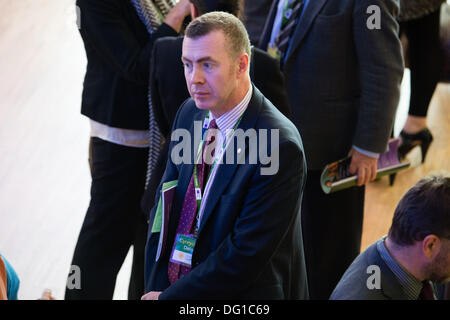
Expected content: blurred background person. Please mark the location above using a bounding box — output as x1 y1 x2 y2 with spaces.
259 0 403 299
395 0 445 164
0 254 20 300
65 0 191 300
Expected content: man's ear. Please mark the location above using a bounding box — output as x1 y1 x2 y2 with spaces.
422 234 441 260
190 3 197 19
236 53 249 77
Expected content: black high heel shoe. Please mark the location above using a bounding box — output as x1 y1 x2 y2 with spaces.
398 128 434 162
389 128 433 186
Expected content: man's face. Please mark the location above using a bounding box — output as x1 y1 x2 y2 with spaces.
182 30 240 115
426 238 450 283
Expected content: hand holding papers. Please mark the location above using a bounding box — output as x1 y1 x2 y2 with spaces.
320 139 410 194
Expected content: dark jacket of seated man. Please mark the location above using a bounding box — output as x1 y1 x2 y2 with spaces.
144 86 307 299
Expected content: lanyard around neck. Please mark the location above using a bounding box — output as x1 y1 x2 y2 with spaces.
191 111 244 236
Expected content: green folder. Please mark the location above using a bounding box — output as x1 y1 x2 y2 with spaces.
151 180 178 233
152 180 178 261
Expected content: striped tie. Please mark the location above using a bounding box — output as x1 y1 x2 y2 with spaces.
274 0 305 61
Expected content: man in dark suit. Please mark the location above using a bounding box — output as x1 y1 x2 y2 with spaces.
259 0 404 299
331 174 450 300
142 12 308 300
66 0 191 300
141 0 291 216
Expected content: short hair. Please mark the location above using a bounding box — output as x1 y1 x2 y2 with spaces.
388 173 450 246
189 0 242 18
185 11 251 60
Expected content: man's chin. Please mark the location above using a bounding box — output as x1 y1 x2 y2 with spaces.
194 100 212 111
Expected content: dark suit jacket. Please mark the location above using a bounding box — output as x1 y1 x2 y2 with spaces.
76 0 177 130
330 239 439 300
144 86 308 299
259 0 404 170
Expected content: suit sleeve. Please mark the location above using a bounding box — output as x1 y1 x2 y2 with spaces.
351 0 404 153
77 0 178 84
159 140 306 299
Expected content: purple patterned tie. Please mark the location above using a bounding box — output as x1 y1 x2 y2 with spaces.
168 119 218 284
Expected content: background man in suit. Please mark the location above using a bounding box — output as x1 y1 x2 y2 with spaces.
331 173 450 300
142 12 308 300
66 0 191 300
259 0 404 299
141 0 291 216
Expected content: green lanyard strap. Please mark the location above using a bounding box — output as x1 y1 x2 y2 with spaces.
192 111 244 236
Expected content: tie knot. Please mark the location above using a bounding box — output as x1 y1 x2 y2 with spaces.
208 119 218 130
419 281 435 300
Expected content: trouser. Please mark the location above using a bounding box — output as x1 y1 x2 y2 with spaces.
65 137 148 300
400 9 444 117
301 169 365 300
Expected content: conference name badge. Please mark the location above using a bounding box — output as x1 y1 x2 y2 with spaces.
170 234 197 267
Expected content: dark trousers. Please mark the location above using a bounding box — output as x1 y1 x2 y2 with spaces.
301 170 365 300
65 137 149 300
400 9 444 117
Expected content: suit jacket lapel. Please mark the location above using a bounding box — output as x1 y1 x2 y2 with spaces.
197 85 262 235
285 0 328 63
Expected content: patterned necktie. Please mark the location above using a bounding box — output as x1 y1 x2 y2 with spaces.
274 0 305 62
418 281 435 300
168 119 218 284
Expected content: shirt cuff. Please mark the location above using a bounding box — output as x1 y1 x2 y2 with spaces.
353 145 379 159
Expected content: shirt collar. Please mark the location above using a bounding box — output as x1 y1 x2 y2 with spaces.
377 237 424 300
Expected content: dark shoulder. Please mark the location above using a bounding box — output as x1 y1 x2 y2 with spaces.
153 36 184 68
251 46 278 66
250 47 281 78
330 242 389 300
253 88 301 146
154 36 183 53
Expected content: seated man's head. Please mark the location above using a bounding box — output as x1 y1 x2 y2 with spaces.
388 173 450 283
182 11 251 117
